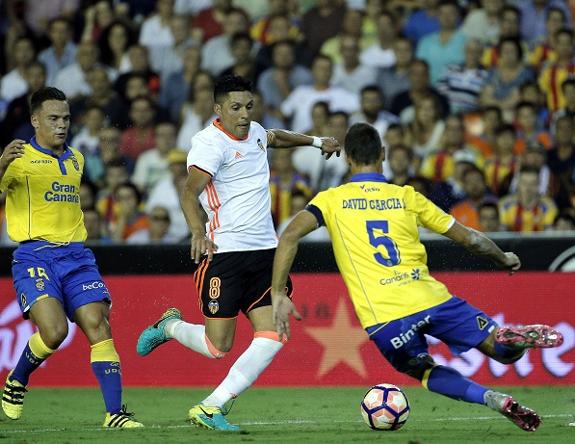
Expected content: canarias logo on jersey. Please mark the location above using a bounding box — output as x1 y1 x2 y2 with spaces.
44 181 79 203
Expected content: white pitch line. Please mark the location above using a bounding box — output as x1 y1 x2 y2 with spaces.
0 414 571 434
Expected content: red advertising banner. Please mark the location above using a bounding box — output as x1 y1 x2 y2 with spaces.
0 273 573 387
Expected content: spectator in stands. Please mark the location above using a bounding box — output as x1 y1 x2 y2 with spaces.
466 105 503 159
202 7 251 77
54 41 100 100
360 10 398 69
160 46 202 122
84 207 112 244
250 0 299 46
276 188 330 242
80 180 98 211
38 17 77 85
139 0 175 48
485 124 518 196
553 211 575 231
515 0 571 46
404 94 445 162
300 0 345 58
390 59 450 120
387 144 414 187
84 127 134 186
251 89 284 130
304 101 330 137
127 205 179 244
416 0 466 85
110 182 149 242
480 38 534 119
383 123 405 152
132 122 177 194
281 54 359 133
0 36 36 104
332 35 377 95
403 0 440 44
437 39 489 113
547 115 575 209
350 85 399 139
527 6 567 71
96 158 131 228
115 44 161 98
514 101 552 153
98 20 136 72
478 201 501 232
450 166 492 230
552 79 575 127
148 15 197 82
71 105 106 158
462 0 503 45
177 86 216 150
519 81 550 131
538 28 575 112
480 5 523 70
499 166 558 232
321 9 368 65
257 39 312 119
269 149 313 227
511 144 550 196
191 0 232 43
81 0 117 43
23 0 80 36
378 36 413 110
220 32 257 85
146 149 189 240
0 62 46 147
120 96 157 160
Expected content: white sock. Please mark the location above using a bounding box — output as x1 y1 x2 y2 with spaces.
202 336 283 408
166 320 218 359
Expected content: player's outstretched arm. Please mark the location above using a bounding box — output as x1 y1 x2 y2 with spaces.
443 221 521 274
0 139 25 181
181 167 218 264
271 210 318 338
266 129 341 159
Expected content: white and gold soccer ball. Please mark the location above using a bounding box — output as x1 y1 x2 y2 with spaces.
360 383 410 430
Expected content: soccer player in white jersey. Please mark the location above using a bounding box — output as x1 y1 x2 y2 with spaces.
136 75 340 431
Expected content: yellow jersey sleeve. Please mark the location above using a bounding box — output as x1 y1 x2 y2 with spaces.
0 159 22 193
404 186 455 234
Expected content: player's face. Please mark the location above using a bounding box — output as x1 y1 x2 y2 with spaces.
32 100 71 150
215 91 254 139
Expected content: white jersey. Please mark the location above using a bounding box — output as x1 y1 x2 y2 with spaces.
187 119 277 253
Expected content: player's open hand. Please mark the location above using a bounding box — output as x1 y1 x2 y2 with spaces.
318 137 341 159
502 252 521 275
0 139 25 169
191 231 218 264
272 294 302 339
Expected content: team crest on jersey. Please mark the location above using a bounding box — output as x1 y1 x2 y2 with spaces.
476 315 489 330
208 300 219 314
35 278 45 291
257 138 265 151
71 155 80 171
20 292 27 307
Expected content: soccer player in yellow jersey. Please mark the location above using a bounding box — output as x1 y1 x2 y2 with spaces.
0 87 143 428
271 123 565 433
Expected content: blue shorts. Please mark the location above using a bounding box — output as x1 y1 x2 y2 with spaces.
366 296 497 373
12 241 111 322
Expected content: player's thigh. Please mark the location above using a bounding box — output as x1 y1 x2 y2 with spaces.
74 301 112 345
247 305 275 332
205 318 237 352
28 298 69 348
60 248 111 321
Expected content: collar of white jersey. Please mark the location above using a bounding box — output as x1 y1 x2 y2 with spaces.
212 118 249 141
349 172 388 183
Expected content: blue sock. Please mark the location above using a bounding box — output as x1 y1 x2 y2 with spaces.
91 362 122 414
425 365 488 405
494 341 523 359
11 344 45 386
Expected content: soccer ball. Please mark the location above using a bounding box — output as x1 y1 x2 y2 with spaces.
360 383 410 430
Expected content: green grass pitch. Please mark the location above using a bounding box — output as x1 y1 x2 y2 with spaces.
0 386 573 443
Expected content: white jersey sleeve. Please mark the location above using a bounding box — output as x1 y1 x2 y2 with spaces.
187 132 225 176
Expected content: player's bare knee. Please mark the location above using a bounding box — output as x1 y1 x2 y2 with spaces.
38 323 68 349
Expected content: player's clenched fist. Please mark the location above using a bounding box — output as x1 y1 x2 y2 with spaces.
0 139 26 169
318 137 341 159
191 231 218 264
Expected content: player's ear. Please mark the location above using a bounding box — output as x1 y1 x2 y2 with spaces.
30 113 39 130
213 102 222 117
380 144 386 163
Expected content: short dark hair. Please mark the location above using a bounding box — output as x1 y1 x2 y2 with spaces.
29 87 67 114
213 74 253 104
479 201 499 216
497 37 523 61
344 123 382 165
561 78 575 91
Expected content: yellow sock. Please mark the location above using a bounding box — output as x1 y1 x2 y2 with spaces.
29 332 55 359
90 339 120 363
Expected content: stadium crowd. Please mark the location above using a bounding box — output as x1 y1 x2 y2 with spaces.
1 0 575 245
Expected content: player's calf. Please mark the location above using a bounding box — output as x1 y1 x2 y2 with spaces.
496 324 564 349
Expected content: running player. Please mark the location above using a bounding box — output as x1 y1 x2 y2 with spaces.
270 122 564 433
0 87 143 428
136 75 340 431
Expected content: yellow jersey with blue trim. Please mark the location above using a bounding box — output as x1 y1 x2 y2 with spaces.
307 173 455 328
0 137 87 243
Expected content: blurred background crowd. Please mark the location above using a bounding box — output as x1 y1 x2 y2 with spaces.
1 0 575 245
